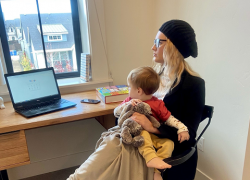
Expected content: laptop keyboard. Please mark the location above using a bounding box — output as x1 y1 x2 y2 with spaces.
18 99 69 112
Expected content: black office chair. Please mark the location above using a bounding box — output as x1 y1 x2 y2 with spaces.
159 105 214 176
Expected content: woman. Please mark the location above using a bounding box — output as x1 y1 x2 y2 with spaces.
67 20 205 180
131 20 205 180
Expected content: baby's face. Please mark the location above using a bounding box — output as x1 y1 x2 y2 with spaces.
128 82 140 99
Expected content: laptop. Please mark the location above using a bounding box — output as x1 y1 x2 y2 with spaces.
5 67 77 118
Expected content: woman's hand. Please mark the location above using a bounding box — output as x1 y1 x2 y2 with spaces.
131 112 160 134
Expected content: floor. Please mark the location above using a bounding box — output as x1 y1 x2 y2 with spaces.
19 166 209 180
20 166 78 180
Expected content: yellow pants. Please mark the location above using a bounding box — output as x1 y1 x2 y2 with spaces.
138 130 174 164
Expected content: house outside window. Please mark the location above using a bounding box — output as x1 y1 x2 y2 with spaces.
0 0 84 79
45 51 73 73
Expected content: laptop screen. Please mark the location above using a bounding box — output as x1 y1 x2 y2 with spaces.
6 69 59 104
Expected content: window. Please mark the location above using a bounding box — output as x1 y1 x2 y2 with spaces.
45 51 73 73
0 0 84 79
48 35 62 41
1 0 111 84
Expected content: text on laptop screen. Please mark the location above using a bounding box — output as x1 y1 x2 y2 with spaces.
7 70 59 104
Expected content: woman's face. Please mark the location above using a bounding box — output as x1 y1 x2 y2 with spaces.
151 31 167 64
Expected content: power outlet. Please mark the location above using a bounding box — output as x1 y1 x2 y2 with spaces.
198 137 205 152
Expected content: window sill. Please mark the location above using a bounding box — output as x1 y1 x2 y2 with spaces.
57 77 113 89
0 78 113 97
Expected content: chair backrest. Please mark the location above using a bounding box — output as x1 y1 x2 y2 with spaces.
162 105 214 168
201 105 214 122
194 105 214 147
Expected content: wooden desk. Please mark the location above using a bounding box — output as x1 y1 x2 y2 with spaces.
0 90 119 174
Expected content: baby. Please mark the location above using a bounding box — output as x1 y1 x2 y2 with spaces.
114 66 190 180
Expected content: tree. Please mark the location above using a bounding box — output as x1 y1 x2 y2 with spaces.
20 51 33 71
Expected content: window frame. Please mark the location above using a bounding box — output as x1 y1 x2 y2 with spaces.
0 0 82 79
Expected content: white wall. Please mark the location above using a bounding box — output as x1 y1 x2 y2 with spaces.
103 0 156 85
81 0 110 82
153 0 250 179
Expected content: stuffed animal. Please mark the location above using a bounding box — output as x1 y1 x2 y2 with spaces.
0 97 5 109
117 102 160 147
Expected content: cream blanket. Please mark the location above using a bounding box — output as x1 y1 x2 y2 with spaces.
67 126 154 180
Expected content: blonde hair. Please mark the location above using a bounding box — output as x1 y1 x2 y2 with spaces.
153 39 199 94
127 66 160 95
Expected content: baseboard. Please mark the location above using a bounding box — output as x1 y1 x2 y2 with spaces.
195 169 213 180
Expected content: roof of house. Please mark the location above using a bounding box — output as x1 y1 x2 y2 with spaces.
38 24 69 35
5 18 21 29
20 13 75 51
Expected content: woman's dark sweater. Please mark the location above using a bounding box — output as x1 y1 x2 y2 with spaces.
157 70 205 180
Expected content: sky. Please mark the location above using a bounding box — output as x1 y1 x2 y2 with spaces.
1 0 71 20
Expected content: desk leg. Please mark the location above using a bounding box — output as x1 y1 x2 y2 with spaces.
0 170 9 180
95 114 116 130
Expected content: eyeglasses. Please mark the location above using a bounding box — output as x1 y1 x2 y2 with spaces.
154 39 167 48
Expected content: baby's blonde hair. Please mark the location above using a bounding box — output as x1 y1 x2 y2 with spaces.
127 66 160 95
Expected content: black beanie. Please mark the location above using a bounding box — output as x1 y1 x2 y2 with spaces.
159 20 198 58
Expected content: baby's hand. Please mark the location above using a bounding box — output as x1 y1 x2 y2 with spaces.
178 131 190 143
129 99 142 106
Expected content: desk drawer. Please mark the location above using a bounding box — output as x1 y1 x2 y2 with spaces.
0 130 30 170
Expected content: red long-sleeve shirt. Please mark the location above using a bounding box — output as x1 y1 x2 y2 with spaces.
121 96 171 123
